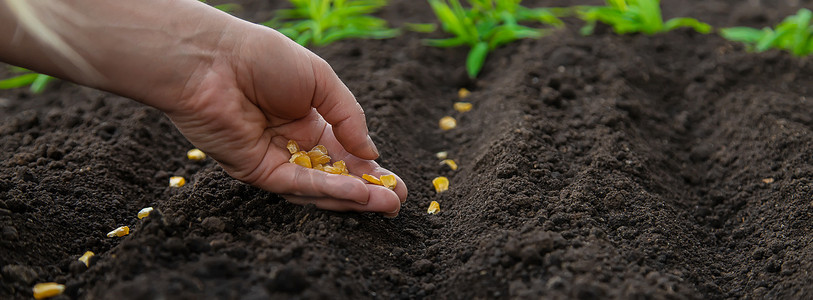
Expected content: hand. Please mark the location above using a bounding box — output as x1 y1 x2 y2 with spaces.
165 24 407 216
0 0 407 216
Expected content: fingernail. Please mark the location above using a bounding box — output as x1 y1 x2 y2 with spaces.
366 135 379 158
383 212 399 219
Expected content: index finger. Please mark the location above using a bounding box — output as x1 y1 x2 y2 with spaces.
308 55 379 160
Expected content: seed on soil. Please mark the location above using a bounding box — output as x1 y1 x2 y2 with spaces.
380 174 397 189
458 88 471 99
439 116 457 130
186 148 206 161
107 226 130 238
78 251 94 267
427 201 440 214
286 140 300 154
441 159 458 170
435 151 448 160
454 102 473 112
137 207 154 219
362 174 382 185
762 178 774 184
432 176 449 193
32 282 65 300
169 176 186 187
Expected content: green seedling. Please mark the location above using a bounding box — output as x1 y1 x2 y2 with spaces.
426 0 565 78
263 0 400 47
720 8 813 57
577 0 711 35
0 67 55 94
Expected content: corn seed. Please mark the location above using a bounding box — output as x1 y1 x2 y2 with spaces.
362 174 382 185
187 148 206 161
286 140 300 154
427 201 440 214
107 226 130 238
439 116 457 130
453 102 473 112
333 160 348 174
33 282 65 300
458 88 471 99
289 151 312 168
169 176 186 187
435 151 448 160
137 207 153 219
432 176 449 193
78 251 94 267
441 159 458 170
380 174 397 190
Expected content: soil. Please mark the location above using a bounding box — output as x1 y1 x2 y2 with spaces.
2 0 813 299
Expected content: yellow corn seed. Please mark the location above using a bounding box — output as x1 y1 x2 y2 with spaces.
427 201 440 214
458 88 471 99
137 207 154 219
435 151 448 160
107 226 130 238
78 251 94 267
286 140 300 154
333 160 348 174
313 164 326 171
432 176 449 193
322 166 342 174
439 116 457 130
380 174 397 190
441 159 458 170
310 145 328 155
33 282 65 300
307 150 331 165
453 102 473 112
362 174 382 185
290 151 312 168
186 148 206 161
169 176 186 187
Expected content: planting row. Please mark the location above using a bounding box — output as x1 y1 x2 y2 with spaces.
2 0 812 91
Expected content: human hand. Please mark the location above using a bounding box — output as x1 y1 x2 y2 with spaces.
165 23 407 217
0 0 406 216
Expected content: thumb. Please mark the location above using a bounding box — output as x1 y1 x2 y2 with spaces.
308 54 379 160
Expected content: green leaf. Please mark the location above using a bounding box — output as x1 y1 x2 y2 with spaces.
424 37 469 47
720 27 768 43
663 17 711 34
466 41 489 78
403 23 437 33
0 73 38 89
29 74 54 94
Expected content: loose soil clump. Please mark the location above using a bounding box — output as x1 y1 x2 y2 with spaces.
1 0 812 299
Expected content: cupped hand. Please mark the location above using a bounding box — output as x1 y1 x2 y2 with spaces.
164 23 407 216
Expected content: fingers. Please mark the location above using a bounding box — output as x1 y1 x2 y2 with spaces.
342 156 408 203
260 163 372 204
308 55 379 160
284 184 402 217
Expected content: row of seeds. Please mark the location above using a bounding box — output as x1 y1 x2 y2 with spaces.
428 88 474 214
32 149 205 299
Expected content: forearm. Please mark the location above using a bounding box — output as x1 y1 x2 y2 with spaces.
0 0 245 111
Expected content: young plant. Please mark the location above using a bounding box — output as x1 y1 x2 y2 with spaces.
0 67 55 94
577 0 711 36
426 0 565 78
262 0 400 47
720 8 813 57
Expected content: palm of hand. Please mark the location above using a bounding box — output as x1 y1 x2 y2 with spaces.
166 33 406 216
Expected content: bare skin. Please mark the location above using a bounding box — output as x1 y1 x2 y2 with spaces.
0 0 407 216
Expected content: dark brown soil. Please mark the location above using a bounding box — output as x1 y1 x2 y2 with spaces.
2 0 813 299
